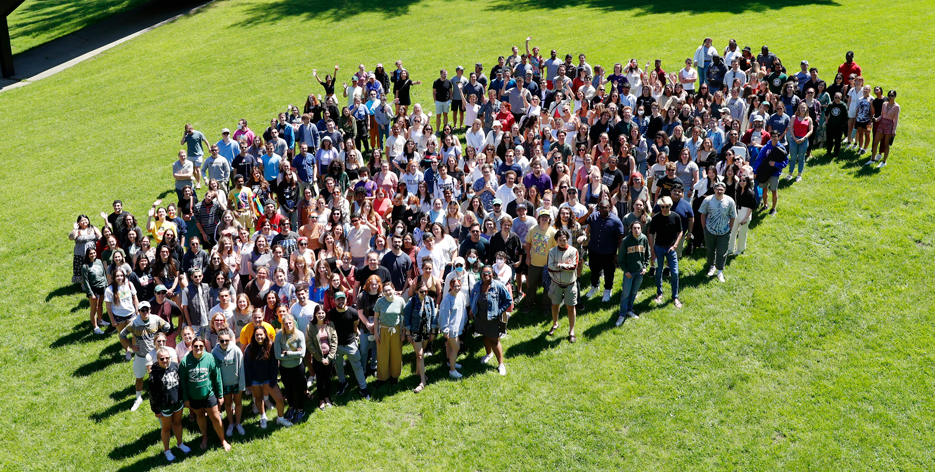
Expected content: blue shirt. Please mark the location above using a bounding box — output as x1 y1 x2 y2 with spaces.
297 124 320 150
585 212 625 254
469 280 513 321
216 140 240 163
766 113 791 143
293 153 316 184
261 153 282 182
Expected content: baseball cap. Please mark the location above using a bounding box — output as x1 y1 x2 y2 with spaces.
456 65 464 71
335 291 347 300
155 284 168 293
492 121 502 128
322 135 332 141
538 209 551 217
492 198 503 206
752 115 765 122
719 107 731 115
801 60 809 65
138 301 151 310
743 46 752 52
713 181 726 189
221 128 230 134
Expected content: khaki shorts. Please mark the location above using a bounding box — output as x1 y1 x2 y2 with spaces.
761 175 779 192
549 283 578 306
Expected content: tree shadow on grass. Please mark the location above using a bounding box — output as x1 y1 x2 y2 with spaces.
232 0 422 27
483 0 840 16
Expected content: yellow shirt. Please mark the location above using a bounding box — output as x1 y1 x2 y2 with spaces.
150 220 179 245
526 225 556 267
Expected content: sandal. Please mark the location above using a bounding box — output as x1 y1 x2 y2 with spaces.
568 334 577 343
673 299 683 309
413 383 425 394
654 295 665 304
547 324 559 336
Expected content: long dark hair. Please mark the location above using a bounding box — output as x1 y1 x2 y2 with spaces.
248 326 273 361
84 247 97 265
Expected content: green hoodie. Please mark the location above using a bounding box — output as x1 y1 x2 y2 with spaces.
179 350 222 401
617 233 650 273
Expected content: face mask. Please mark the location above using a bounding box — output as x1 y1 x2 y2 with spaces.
238 124 243 130
410 204 418 211
496 259 505 268
395 227 404 234
455 266 464 273
467 256 477 264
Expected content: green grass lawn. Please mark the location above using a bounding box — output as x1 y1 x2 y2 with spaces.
6 0 153 55
2 0 934 470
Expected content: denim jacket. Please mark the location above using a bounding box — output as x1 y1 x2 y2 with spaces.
403 296 437 332
469 280 513 321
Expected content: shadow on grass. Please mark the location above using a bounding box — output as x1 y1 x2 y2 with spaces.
484 0 840 16
50 320 98 348
233 0 421 27
90 397 137 422
505 331 562 359
45 283 82 301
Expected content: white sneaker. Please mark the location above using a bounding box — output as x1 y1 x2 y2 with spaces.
98 320 110 327
877 161 887 168
178 443 191 454
455 363 462 369
707 266 717 277
601 289 611 302
264 398 274 410
93 327 105 335
307 378 314 389
615 315 625 327
795 175 802 182
259 417 268 429
717 272 725 283
864 159 874 166
497 364 507 376
130 397 143 412
785 173 794 181
276 417 293 427
480 353 493 364
628 311 639 320
235 424 246 436
225 424 234 437
164 450 176 462
858 148 866 155
449 370 463 379
586 286 598 298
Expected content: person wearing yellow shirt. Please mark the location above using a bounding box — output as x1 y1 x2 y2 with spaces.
523 209 556 314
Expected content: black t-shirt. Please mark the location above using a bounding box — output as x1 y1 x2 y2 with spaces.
649 211 682 248
458 237 489 262
149 298 182 330
356 265 392 289
506 199 535 218
380 251 412 292
601 166 626 194
328 306 359 345
655 175 680 198
433 79 453 102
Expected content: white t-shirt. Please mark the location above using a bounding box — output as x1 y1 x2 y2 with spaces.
649 163 667 194
290 301 318 334
104 283 137 318
385 135 405 159
495 184 518 207
347 225 373 258
401 171 424 195
679 67 697 91
208 304 235 325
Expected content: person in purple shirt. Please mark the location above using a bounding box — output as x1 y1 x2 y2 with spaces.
522 161 552 196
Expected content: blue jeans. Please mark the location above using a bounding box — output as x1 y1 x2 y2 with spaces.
697 65 709 86
653 245 679 300
377 124 389 149
788 137 808 174
618 271 644 315
357 326 377 372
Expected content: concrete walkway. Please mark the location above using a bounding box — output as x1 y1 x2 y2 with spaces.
0 0 212 92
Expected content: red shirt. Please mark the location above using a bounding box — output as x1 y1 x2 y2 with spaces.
256 213 284 232
742 128 769 147
837 62 862 81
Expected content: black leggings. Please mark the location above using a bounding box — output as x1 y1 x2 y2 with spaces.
826 123 845 156
312 359 332 400
355 120 370 151
589 251 617 290
279 364 307 411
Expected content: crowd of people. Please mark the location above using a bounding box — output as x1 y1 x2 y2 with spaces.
68 38 898 460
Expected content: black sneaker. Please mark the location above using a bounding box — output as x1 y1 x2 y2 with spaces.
360 388 371 400
647 267 656 278
284 409 295 422
292 410 306 423
336 382 348 396
662 267 670 278
769 208 777 216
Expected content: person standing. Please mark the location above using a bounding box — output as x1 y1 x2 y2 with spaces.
120 301 170 412
403 280 438 393
433 69 453 131
698 182 737 282
179 336 232 451
275 314 307 423
824 92 848 158
181 123 211 189
328 292 371 399
211 328 246 438
373 281 405 386
648 196 683 309
523 209 556 313
546 230 579 342
583 200 625 302
469 265 513 376
202 145 231 192
148 347 192 462
752 130 788 216
693 38 717 87
616 221 650 325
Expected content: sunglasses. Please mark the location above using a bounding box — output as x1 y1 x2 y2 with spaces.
660 205 671 209
219 339 230 344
